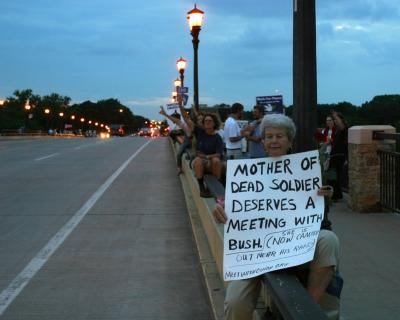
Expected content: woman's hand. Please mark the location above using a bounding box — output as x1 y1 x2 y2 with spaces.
317 185 334 198
213 203 228 224
159 106 166 116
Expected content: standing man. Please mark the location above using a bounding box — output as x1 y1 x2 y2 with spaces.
241 105 266 158
224 103 244 159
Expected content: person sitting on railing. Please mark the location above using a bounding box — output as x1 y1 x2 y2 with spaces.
213 113 340 320
193 113 224 198
159 106 193 175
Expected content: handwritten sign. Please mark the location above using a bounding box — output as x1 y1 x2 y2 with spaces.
223 150 324 281
165 103 181 130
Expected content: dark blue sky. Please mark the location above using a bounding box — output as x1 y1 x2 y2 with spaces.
0 1 399 119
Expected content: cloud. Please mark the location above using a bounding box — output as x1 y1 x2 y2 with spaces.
198 1 291 19
318 0 400 21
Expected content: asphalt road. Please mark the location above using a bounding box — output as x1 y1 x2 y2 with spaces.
0 136 211 319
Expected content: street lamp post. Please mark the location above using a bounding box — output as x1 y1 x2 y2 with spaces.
293 0 317 152
24 100 32 132
176 57 187 107
44 108 51 132
187 4 204 113
174 78 181 88
58 112 64 133
176 57 187 88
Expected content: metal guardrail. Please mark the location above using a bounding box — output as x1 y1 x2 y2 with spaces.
372 131 400 142
377 149 400 213
373 131 400 212
1 129 45 136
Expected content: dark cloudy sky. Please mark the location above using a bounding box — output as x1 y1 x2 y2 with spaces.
0 0 399 119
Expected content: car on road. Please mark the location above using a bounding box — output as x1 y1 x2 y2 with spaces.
138 128 151 137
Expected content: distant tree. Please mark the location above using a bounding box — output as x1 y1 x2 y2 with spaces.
316 102 361 127
0 89 36 130
359 95 400 127
68 98 148 134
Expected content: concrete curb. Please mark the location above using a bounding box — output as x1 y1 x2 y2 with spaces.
171 142 225 320
179 171 226 320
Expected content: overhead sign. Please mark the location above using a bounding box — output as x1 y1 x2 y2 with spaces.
223 150 323 281
181 94 189 106
256 95 284 114
177 87 189 94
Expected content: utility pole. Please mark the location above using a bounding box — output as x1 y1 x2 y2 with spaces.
293 0 317 152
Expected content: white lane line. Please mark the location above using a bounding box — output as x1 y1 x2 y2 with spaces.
34 153 60 161
74 140 107 150
0 139 152 315
74 144 90 150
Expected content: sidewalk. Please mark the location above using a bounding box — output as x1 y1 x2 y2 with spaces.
329 197 400 320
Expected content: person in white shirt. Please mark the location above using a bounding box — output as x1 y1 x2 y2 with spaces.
224 103 244 159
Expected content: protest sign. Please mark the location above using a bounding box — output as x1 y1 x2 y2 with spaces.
256 95 284 114
223 150 324 281
165 103 181 130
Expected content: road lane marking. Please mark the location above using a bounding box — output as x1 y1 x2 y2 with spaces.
73 140 107 150
74 144 91 150
0 139 152 315
34 153 60 161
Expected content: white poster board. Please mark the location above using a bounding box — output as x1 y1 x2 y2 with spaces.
223 150 324 281
165 103 181 130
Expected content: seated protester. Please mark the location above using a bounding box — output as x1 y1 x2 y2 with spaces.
159 106 193 174
193 113 223 198
213 113 340 320
167 111 185 142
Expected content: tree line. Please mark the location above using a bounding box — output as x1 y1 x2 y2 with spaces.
215 94 400 131
0 89 149 133
1 89 399 133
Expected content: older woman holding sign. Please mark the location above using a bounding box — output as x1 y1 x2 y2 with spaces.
213 113 340 320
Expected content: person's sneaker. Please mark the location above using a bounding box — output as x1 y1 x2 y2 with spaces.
200 189 212 198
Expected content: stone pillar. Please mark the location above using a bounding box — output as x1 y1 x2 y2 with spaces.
348 125 396 212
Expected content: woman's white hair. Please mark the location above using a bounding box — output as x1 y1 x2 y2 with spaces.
260 113 296 142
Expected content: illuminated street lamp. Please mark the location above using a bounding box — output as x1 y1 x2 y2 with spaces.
176 56 187 107
176 57 187 82
174 78 181 89
23 100 32 130
187 4 204 112
58 112 65 133
172 91 178 100
80 117 85 122
24 100 31 111
71 115 76 120
119 108 123 113
0 99 5 106
43 108 51 131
